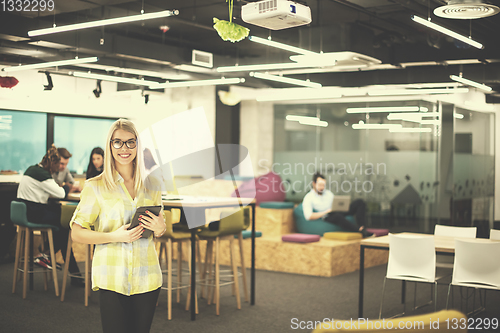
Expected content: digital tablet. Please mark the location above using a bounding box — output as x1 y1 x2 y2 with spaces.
128 205 162 238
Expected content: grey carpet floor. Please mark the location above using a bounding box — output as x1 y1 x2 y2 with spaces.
1 260 499 333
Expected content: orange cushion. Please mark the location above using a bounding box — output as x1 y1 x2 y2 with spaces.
323 232 362 240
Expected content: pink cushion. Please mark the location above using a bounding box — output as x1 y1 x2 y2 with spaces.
366 228 389 237
282 233 321 243
232 172 286 204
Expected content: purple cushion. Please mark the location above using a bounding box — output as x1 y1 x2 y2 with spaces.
366 228 389 237
282 233 321 243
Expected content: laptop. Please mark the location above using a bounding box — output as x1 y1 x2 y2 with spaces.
331 195 351 212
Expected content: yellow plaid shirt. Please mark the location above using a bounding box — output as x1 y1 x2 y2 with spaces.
70 173 163 296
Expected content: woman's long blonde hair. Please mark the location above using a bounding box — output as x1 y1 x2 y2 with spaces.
102 119 143 193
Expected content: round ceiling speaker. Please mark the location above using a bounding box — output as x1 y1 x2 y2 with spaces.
434 0 500 19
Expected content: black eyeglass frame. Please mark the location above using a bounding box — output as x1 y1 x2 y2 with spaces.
110 139 137 149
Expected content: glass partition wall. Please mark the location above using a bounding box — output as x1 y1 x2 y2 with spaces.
273 100 495 234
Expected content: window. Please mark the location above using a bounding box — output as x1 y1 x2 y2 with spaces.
54 116 115 174
0 110 47 173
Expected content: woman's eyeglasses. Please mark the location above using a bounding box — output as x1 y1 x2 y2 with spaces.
110 139 137 149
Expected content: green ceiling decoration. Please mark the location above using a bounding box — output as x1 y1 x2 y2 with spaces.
213 0 249 43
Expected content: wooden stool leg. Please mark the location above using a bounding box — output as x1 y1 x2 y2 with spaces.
177 242 182 303
47 229 59 297
85 244 91 306
185 240 199 314
42 233 48 290
238 232 249 302
23 228 30 299
206 241 214 305
215 237 220 315
61 231 72 302
12 227 23 294
229 238 241 310
199 240 209 299
167 238 172 320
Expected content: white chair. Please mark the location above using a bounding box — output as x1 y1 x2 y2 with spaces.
379 233 437 319
490 229 500 240
434 225 476 270
446 239 500 315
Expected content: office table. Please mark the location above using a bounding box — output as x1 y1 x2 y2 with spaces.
162 196 256 321
358 233 499 318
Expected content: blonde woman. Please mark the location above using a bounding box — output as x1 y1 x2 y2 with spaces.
71 119 166 333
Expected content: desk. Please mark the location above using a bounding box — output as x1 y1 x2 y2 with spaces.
162 196 256 321
67 193 256 321
358 233 499 318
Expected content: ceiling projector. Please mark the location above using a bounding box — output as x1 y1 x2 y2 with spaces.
242 0 312 30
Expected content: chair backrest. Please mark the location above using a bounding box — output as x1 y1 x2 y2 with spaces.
218 208 245 236
452 239 500 289
490 229 500 240
162 209 175 237
60 204 78 229
434 224 476 238
387 233 436 282
10 201 30 227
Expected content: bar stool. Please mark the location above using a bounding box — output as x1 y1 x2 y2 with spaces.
197 208 247 315
155 209 199 320
11 201 59 299
60 203 93 306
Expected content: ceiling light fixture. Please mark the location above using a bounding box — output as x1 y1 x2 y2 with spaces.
250 72 321 88
387 112 439 120
93 80 102 98
367 87 469 96
389 127 432 133
352 122 402 130
248 36 318 55
450 75 492 92
454 113 464 119
150 78 245 89
411 15 484 49
256 88 342 102
28 10 179 37
286 115 319 122
43 72 53 91
299 119 328 127
73 72 159 86
346 106 428 113
1 57 98 72
217 62 312 73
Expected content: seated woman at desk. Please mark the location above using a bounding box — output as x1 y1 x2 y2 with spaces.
16 145 82 285
70 119 167 333
86 147 104 179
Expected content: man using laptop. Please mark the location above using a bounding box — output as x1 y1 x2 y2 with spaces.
302 172 372 237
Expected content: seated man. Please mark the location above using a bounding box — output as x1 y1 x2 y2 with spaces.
52 148 81 194
17 145 83 286
302 172 373 238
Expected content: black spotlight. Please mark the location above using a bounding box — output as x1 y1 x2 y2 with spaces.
43 72 53 91
93 80 102 98
144 94 149 104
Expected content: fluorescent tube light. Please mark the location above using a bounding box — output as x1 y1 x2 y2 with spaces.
286 115 319 122
352 122 402 130
250 72 321 88
299 119 328 127
387 113 439 121
256 88 342 102
454 113 464 119
346 106 428 113
450 75 492 92
389 128 432 133
411 15 483 49
1 57 98 72
248 36 318 56
368 88 469 96
28 10 179 37
73 72 158 86
150 78 244 89
218 62 313 73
